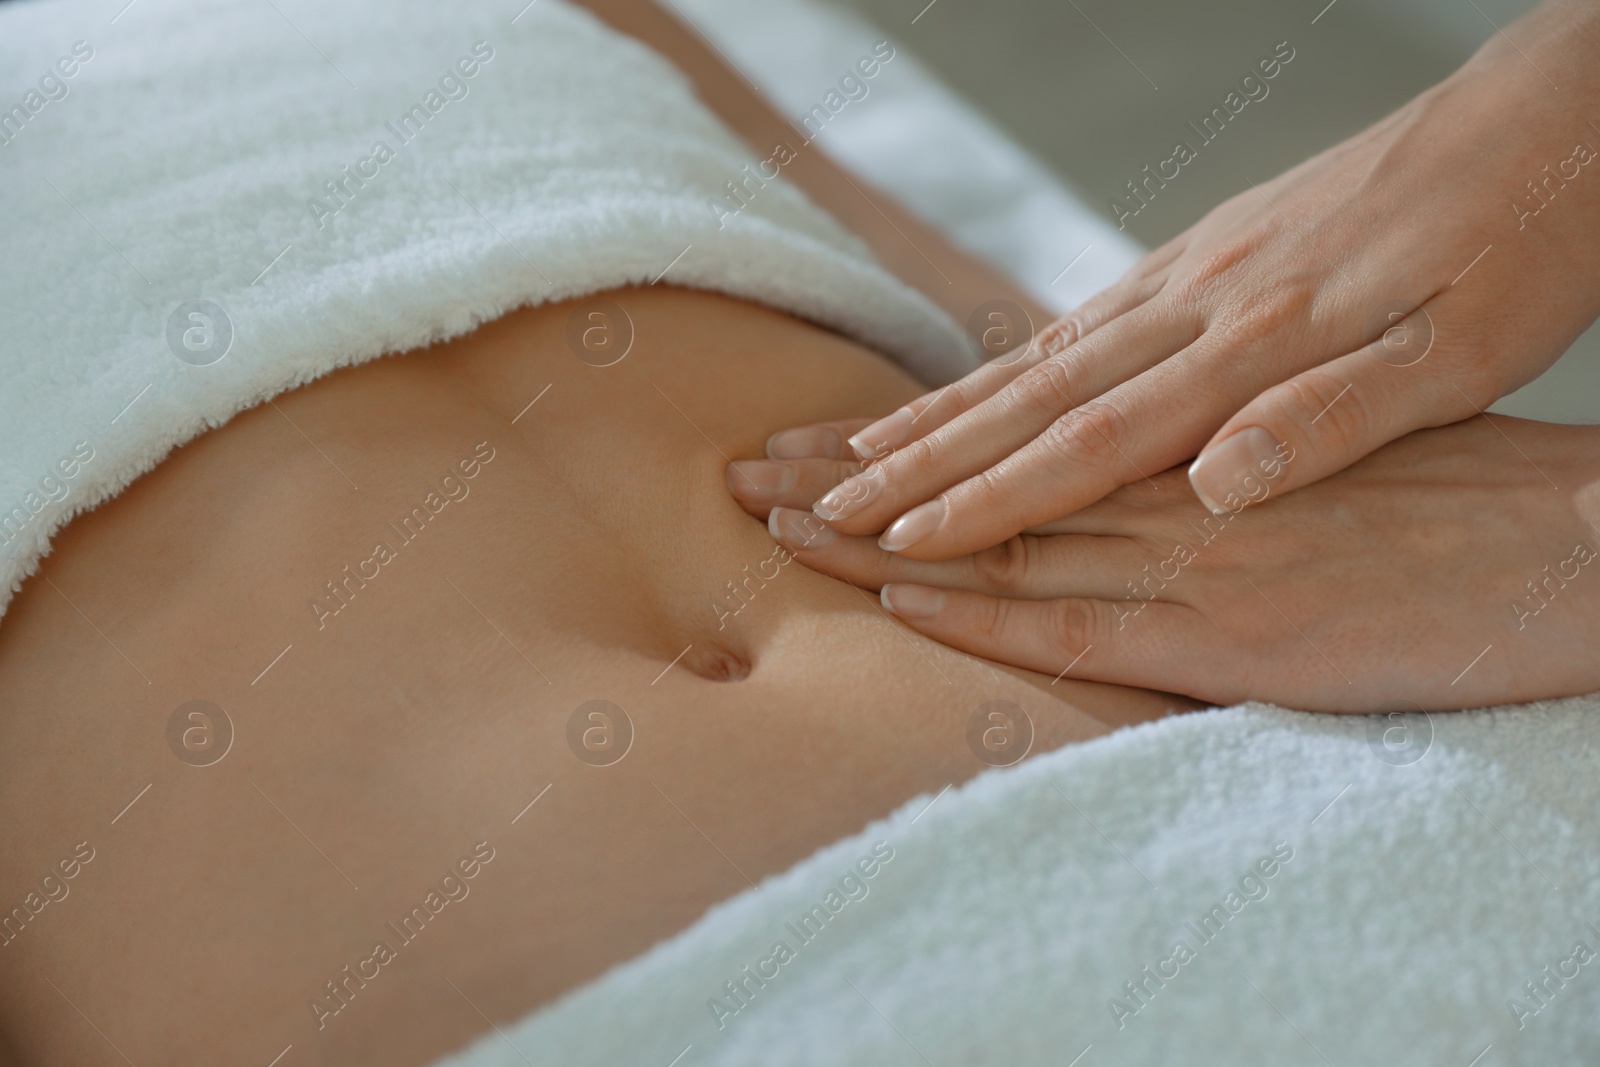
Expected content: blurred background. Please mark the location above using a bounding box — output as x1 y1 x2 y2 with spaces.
832 0 1598 422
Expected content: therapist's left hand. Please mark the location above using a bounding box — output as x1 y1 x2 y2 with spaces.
729 416 1600 711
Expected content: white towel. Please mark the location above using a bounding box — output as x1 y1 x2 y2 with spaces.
388 5 1591 1064
415 7 1600 1057
0 0 971 623
434 697 1600 1067
672 0 1144 314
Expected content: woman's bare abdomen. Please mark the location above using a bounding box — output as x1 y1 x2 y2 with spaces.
0 288 1186 1066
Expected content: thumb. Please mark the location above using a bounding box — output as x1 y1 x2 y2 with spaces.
1187 309 1473 513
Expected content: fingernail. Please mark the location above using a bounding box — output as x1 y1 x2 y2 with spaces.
727 460 795 500
881 583 945 618
769 506 836 550
878 498 946 552
1188 426 1282 516
848 407 915 460
814 465 885 522
767 427 844 460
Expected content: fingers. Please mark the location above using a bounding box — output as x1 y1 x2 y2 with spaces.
726 458 864 518
847 272 1173 461
768 507 1146 599
731 418 880 516
862 333 1251 560
764 419 875 460
816 304 1205 540
1024 469 1197 537
1186 304 1479 513
875 583 1201 691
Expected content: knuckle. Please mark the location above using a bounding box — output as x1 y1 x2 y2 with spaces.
1010 357 1078 418
958 466 1030 545
1233 284 1318 349
1039 399 1132 471
1045 598 1100 655
936 379 979 420
1276 372 1378 452
969 536 1032 595
1172 234 1260 302
1034 318 1081 358
894 425 945 477
978 595 1014 644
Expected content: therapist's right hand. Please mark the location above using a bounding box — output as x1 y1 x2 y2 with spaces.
768 0 1600 562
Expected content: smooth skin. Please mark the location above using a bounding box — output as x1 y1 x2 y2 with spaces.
0 6 1183 1064
729 416 1600 711
0 289 1191 1067
772 0 1600 561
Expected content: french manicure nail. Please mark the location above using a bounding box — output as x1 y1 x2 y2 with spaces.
1187 426 1282 516
768 507 836 550
848 407 915 460
727 460 794 499
878 498 946 552
881 583 946 618
814 465 885 522
767 426 844 460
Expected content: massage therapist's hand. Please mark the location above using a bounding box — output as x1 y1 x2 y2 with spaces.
770 0 1600 562
729 417 1600 712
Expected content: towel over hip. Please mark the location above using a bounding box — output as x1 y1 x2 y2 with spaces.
0 0 970 625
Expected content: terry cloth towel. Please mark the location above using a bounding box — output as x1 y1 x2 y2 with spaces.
672 0 1145 314
0 0 971 625
432 697 1600 1067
